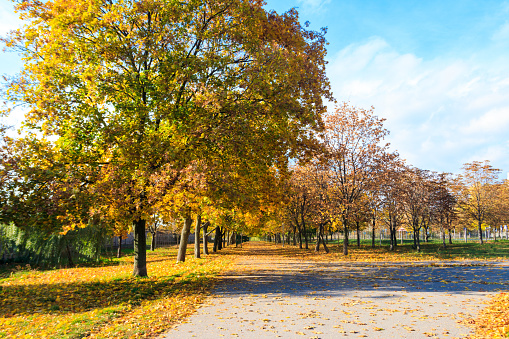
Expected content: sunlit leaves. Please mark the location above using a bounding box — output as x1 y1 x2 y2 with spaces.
0 247 235 338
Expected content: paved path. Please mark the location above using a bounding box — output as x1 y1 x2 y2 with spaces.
161 243 509 339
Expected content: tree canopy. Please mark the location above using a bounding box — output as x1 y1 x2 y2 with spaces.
1 0 332 276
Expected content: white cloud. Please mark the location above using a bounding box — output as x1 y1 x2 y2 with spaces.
327 37 509 174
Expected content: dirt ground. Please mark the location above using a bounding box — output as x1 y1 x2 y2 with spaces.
161 242 509 339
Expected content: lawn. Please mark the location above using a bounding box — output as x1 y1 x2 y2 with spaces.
0 246 236 339
287 238 509 261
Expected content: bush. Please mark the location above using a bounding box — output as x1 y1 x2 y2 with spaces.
0 222 110 267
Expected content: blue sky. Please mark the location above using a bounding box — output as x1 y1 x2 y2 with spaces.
1 0 509 176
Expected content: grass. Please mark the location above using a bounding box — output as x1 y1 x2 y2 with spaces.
0 245 237 339
278 238 509 261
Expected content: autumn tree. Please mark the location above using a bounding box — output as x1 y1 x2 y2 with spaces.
379 160 406 251
458 161 501 244
484 181 509 240
284 164 317 249
430 172 457 248
322 103 390 255
308 162 331 253
2 0 332 276
399 167 433 252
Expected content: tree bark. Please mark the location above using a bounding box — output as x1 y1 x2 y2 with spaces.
343 217 349 256
448 229 453 244
117 235 122 258
315 228 320 252
219 227 224 250
151 231 156 251
297 223 303 249
478 219 484 244
65 243 74 267
133 218 147 277
202 222 209 255
314 223 329 253
194 215 201 259
222 228 226 248
371 217 376 248
301 215 309 249
177 216 192 262
213 226 221 252
356 221 361 247
414 224 421 252
441 228 446 249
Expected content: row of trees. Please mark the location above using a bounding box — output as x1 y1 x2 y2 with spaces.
273 104 508 254
0 0 332 275
1 1 506 276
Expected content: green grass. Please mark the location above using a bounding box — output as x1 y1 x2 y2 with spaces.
314 238 509 260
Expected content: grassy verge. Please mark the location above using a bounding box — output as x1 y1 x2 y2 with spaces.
269 239 509 261
0 246 237 338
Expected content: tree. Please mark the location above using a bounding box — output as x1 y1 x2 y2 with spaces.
399 167 432 252
2 0 332 276
322 103 390 255
379 160 405 251
484 181 509 240
458 161 501 244
284 165 316 249
430 172 457 248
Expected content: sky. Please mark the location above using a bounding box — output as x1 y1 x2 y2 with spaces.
1 0 509 176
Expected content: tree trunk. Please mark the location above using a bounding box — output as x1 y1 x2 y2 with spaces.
412 224 418 249
356 221 361 247
371 217 376 248
297 224 303 249
219 227 224 250
222 228 226 248
441 227 446 249
117 235 122 258
315 228 321 252
151 232 156 251
389 220 395 251
392 219 398 248
448 229 453 244
424 223 430 242
478 219 484 244
194 215 201 259
177 216 192 262
415 226 421 252
322 233 329 253
133 218 147 277
343 226 349 255
203 222 209 255
65 243 74 267
213 226 221 252
301 215 309 249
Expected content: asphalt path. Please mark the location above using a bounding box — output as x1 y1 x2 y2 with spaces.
161 243 509 339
